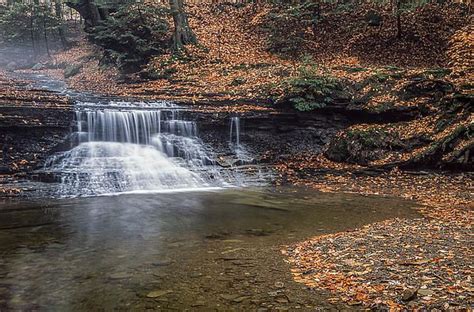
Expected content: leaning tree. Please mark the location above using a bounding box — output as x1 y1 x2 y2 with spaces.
168 0 196 50
66 0 197 51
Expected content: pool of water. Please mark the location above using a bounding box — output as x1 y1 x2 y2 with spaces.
0 187 419 310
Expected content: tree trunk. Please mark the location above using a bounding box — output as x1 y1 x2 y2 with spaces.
169 0 196 51
395 0 402 39
42 7 51 58
32 1 40 57
29 13 37 59
66 0 103 31
55 0 69 49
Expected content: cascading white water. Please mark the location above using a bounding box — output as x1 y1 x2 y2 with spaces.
50 142 206 195
230 117 240 146
229 116 253 164
46 101 236 197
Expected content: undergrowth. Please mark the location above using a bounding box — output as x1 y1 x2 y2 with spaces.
280 61 342 111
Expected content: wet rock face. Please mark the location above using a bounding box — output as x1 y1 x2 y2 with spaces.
1 127 72 174
399 79 454 101
194 111 349 161
0 78 73 175
324 128 405 165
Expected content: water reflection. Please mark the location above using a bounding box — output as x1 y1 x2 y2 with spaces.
0 188 418 310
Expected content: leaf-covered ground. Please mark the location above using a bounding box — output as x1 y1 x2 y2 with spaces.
26 2 472 106
284 217 472 309
276 158 473 309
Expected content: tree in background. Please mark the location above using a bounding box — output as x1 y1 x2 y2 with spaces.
65 0 196 71
65 0 107 30
55 0 70 47
0 2 66 56
88 2 169 72
168 0 196 51
65 0 196 51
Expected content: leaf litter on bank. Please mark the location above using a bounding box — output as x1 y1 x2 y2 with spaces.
277 156 473 309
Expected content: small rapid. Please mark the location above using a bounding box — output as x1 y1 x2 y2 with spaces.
45 101 261 197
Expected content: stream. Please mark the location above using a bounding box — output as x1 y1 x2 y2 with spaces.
0 74 420 310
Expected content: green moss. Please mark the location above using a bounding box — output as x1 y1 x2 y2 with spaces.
384 65 403 71
341 66 368 73
325 127 403 164
370 72 390 83
424 68 452 79
346 128 390 147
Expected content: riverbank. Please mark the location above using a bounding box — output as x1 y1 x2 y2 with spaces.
277 158 473 309
0 71 72 197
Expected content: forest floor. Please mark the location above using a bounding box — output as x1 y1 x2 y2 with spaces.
23 3 473 103
2 1 473 309
22 2 473 169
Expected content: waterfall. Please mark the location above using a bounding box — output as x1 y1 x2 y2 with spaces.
228 116 254 165
46 101 236 197
230 117 240 146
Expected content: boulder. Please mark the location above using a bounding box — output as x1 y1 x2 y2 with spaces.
325 128 404 165
6 61 17 71
31 63 46 71
64 64 83 78
400 79 454 101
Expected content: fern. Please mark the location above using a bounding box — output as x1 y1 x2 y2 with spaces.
282 62 343 112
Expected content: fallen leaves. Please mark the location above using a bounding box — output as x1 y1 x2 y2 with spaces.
21 1 471 117
447 24 474 71
285 217 473 309
277 155 473 309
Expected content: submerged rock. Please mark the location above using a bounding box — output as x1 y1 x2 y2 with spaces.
401 288 417 302
146 290 173 298
109 272 132 280
152 259 172 267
